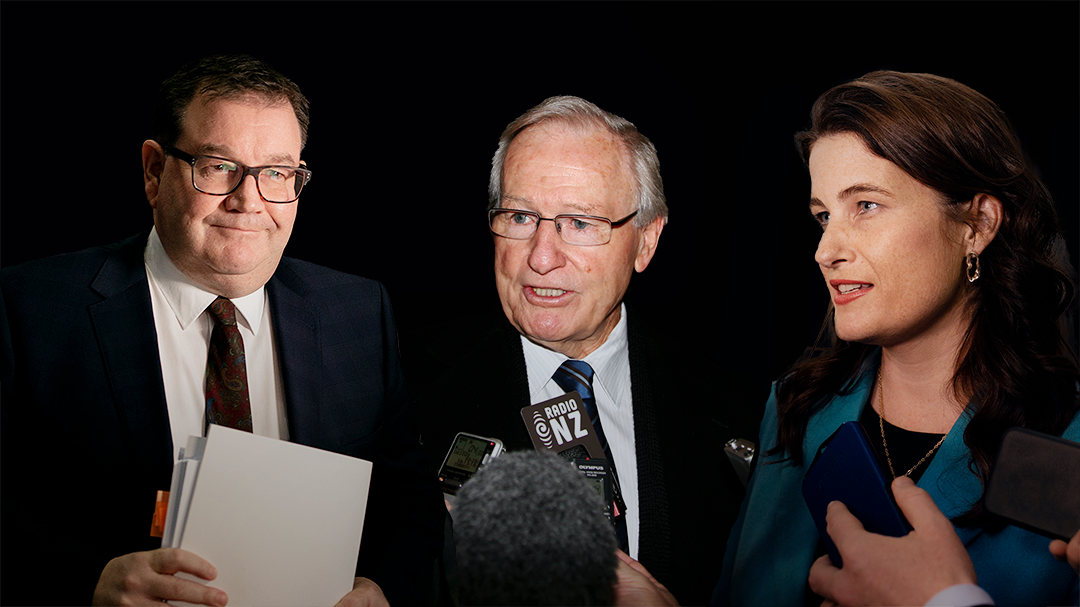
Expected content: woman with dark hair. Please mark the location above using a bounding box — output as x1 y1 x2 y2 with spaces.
714 71 1079 606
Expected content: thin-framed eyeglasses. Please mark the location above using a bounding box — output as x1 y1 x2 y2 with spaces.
488 208 639 246
164 145 311 203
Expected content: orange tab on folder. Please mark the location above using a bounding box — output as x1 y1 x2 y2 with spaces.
150 490 169 538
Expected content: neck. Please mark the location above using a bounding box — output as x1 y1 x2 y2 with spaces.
539 305 623 360
876 304 971 433
175 256 276 298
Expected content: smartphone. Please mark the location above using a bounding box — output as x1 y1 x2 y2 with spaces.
802 421 910 567
984 427 1080 541
438 432 503 496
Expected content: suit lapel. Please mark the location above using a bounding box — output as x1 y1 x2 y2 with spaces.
486 315 533 451
265 265 321 446
88 234 173 476
498 318 531 410
625 308 673 582
918 408 985 545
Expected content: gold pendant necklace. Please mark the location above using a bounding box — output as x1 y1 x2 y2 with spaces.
877 367 947 480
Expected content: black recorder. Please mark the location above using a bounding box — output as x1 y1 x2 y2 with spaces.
520 392 625 529
439 432 503 497
985 428 1080 540
573 458 617 525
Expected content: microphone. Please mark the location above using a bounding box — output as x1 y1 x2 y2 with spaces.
452 451 618 606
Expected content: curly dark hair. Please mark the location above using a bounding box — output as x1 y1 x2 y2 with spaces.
775 71 1079 526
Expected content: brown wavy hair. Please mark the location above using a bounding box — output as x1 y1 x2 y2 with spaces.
776 71 1079 525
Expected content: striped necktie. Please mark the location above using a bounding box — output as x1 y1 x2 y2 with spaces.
552 359 628 551
553 360 612 461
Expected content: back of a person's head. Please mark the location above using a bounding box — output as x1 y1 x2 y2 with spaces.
453 451 618 606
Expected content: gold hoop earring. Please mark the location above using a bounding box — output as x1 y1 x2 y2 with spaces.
966 251 981 283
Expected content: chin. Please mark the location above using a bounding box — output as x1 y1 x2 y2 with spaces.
515 310 574 341
833 318 876 345
209 259 261 277
211 244 276 271
521 318 569 343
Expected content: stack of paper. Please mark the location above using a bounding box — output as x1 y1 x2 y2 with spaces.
162 425 373 606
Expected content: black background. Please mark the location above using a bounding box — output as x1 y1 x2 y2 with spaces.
3 2 1077 438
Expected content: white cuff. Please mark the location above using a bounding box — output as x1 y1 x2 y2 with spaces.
925 583 994 607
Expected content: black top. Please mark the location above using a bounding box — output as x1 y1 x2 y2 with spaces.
858 399 946 485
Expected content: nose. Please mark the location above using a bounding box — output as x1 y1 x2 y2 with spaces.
815 223 852 269
526 218 567 275
224 173 266 213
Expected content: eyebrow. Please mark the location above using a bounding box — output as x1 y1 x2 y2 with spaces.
501 194 533 207
838 183 892 200
197 143 298 167
809 183 893 209
501 194 597 215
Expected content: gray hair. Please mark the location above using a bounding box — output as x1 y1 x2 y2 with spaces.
488 96 668 227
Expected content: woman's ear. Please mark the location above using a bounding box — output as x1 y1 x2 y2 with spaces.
967 193 1003 254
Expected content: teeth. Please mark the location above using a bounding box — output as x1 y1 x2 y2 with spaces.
838 284 869 294
534 288 566 297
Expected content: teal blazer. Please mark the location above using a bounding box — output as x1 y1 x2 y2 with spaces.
715 352 1080 607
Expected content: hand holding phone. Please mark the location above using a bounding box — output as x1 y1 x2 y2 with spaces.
802 422 910 567
808 476 978 607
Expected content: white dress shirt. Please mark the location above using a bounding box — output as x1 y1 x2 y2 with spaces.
144 228 288 462
520 303 640 559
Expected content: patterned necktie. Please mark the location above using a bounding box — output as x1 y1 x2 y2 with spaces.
205 297 253 432
552 359 628 551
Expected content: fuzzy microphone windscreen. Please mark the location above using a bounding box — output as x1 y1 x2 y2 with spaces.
453 450 618 606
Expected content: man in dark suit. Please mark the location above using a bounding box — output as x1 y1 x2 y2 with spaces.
408 96 745 605
0 55 443 606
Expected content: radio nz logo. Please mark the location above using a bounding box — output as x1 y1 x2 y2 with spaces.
532 399 588 449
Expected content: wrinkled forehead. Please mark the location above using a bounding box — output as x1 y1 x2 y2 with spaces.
512 120 631 166
504 122 635 208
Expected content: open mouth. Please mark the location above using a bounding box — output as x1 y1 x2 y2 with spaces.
836 283 872 294
831 281 874 305
532 288 567 297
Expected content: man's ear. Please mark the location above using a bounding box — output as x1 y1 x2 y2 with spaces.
634 215 666 273
966 193 1003 254
142 140 165 208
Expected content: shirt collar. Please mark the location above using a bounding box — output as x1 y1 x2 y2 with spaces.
521 303 629 399
144 227 266 333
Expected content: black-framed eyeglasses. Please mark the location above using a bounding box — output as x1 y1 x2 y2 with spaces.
488 208 639 246
164 145 311 203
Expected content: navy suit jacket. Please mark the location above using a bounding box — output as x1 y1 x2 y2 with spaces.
405 304 746 606
1 233 444 606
